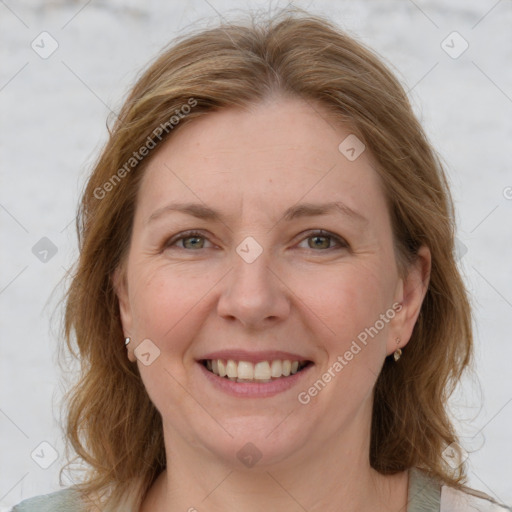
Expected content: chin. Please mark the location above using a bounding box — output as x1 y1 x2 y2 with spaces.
193 414 314 470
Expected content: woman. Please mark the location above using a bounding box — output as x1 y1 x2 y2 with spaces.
11 7 511 512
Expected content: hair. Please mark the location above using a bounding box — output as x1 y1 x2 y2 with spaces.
60 6 475 511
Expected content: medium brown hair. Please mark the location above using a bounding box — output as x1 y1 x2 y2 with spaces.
60 7 473 510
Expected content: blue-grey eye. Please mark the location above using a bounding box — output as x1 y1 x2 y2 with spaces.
299 230 348 250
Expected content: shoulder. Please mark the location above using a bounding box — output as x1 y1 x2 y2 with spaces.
408 467 512 512
441 484 512 512
10 488 86 512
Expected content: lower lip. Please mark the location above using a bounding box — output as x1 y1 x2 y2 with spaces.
197 362 313 398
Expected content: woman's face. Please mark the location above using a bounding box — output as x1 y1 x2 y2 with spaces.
114 95 429 469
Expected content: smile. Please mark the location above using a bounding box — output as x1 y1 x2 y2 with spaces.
202 359 311 382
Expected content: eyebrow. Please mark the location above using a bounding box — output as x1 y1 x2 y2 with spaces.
147 201 368 225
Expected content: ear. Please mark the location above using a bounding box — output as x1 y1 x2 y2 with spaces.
388 245 431 355
112 265 136 363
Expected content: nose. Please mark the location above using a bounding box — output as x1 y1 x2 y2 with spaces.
216 246 290 330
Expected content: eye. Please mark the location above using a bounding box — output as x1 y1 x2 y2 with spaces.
165 230 212 250
297 230 349 251
163 229 349 252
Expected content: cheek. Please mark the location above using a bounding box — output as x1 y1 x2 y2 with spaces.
128 260 217 348
305 264 392 400
127 262 215 416
301 260 392 345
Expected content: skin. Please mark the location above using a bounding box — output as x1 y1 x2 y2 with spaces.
113 94 431 512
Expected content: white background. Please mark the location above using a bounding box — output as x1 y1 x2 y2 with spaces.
1 0 511 509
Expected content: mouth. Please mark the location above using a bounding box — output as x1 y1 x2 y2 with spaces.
200 358 312 383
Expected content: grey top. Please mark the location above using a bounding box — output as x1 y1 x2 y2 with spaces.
10 487 85 512
10 467 512 511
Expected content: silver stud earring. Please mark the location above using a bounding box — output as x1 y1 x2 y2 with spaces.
393 337 402 362
125 337 131 345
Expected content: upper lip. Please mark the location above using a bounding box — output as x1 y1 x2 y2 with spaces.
198 350 312 364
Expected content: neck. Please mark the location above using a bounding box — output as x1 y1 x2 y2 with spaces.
141 402 409 512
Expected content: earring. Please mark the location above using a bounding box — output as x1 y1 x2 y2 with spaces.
124 337 131 345
393 338 402 362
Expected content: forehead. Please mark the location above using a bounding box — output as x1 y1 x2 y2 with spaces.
137 96 388 227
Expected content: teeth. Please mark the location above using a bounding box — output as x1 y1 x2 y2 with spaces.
218 359 227 377
254 361 271 380
237 361 254 380
271 360 282 378
204 359 307 380
226 360 237 378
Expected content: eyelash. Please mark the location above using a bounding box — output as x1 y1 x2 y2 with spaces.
163 229 349 252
